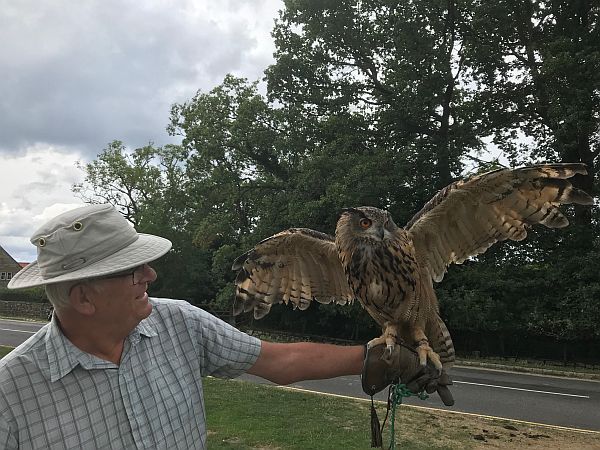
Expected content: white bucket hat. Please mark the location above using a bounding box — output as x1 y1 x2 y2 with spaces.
8 204 172 289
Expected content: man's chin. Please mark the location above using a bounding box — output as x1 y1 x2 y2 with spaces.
137 293 153 317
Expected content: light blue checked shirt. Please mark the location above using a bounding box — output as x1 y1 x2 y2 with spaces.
0 298 261 449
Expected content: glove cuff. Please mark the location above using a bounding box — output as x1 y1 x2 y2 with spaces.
361 345 397 396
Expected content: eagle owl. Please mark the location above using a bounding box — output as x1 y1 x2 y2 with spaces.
232 164 593 370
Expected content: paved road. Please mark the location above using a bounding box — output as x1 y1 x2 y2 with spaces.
0 318 45 347
2 319 599 432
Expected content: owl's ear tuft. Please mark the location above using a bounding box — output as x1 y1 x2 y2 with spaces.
340 207 359 215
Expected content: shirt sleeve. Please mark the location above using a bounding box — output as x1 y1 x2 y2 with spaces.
172 300 262 378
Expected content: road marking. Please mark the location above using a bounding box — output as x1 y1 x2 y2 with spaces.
454 380 590 398
274 385 600 435
455 364 600 383
0 328 36 334
0 318 45 325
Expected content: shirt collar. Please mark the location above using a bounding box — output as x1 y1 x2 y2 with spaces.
45 315 81 382
137 315 158 338
45 313 158 382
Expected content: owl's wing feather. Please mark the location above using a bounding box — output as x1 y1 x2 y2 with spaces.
406 163 593 282
233 228 354 319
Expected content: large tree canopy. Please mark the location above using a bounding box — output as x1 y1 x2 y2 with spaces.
266 0 486 190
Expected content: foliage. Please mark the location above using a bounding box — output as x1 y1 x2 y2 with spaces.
438 220 600 360
465 0 600 227
0 346 12 359
0 287 48 303
267 0 486 189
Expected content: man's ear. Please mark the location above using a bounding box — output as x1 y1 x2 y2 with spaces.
68 284 97 316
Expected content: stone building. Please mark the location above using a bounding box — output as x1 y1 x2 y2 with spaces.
0 245 25 287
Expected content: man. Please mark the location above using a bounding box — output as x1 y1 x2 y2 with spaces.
0 204 447 449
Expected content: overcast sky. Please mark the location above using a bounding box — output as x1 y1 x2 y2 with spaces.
0 0 282 262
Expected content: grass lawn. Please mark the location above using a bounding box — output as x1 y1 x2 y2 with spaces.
204 377 599 449
0 346 12 359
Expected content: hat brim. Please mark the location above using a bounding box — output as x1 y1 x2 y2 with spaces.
7 233 172 289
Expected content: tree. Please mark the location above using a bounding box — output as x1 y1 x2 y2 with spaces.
73 141 163 226
168 75 289 243
466 0 599 229
73 141 214 302
266 0 487 194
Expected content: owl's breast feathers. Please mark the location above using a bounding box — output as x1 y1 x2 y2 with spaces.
337 230 419 323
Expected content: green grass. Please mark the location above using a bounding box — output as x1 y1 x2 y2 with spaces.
203 377 599 450
204 377 468 450
0 346 12 359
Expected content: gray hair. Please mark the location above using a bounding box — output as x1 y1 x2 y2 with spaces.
45 281 79 310
45 279 106 311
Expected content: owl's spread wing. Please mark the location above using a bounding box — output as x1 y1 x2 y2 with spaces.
406 163 593 282
232 228 354 319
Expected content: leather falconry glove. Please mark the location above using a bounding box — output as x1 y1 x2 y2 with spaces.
361 342 454 406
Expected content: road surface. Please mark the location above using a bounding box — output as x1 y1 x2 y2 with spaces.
0 318 44 348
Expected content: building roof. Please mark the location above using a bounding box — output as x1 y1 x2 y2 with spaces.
0 244 25 268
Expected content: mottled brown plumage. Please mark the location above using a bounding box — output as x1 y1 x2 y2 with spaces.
232 164 593 369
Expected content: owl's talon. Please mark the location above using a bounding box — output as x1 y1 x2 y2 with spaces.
366 335 397 365
380 343 395 364
366 336 387 350
416 338 443 372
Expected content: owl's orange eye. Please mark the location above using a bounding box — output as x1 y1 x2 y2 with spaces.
359 218 372 229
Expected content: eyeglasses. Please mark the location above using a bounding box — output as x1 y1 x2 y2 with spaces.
96 264 148 285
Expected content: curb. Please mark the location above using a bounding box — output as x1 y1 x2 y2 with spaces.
455 360 600 381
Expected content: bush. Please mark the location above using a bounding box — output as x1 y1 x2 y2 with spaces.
0 287 48 303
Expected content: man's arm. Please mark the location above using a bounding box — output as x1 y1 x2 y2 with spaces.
247 341 364 385
246 340 455 405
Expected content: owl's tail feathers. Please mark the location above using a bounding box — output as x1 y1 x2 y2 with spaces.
429 316 456 369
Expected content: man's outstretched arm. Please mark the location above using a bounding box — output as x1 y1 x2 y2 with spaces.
247 341 364 385
247 340 454 405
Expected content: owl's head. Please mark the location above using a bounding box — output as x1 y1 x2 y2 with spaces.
335 206 398 242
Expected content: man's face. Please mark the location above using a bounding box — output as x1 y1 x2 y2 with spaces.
86 264 157 332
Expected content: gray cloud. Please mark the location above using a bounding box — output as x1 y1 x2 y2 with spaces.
0 0 280 157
